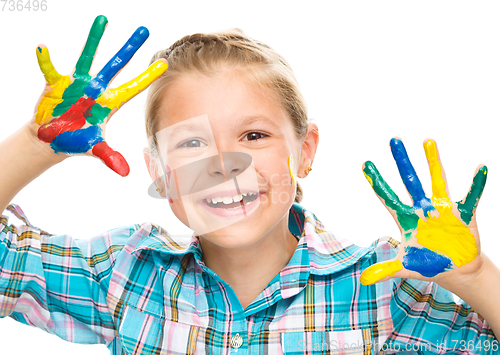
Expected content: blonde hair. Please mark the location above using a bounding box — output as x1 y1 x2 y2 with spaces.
145 29 308 203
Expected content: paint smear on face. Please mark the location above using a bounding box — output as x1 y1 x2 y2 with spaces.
287 154 296 186
360 260 403 285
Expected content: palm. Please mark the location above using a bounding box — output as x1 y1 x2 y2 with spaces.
31 15 167 176
360 138 487 285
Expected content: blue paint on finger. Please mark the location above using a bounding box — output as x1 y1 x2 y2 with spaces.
390 138 434 215
402 246 452 277
85 26 150 99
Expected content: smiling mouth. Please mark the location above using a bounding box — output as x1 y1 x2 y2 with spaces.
203 192 259 209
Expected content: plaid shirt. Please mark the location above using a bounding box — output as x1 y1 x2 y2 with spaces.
0 203 497 355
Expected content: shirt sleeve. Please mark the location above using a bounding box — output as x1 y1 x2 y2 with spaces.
369 237 499 354
0 204 138 346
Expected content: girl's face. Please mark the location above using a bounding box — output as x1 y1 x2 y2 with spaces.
153 68 310 248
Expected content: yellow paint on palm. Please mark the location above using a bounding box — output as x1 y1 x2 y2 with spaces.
36 76 72 124
360 260 403 285
416 140 478 267
96 60 168 109
287 154 296 185
35 47 72 124
414 210 477 267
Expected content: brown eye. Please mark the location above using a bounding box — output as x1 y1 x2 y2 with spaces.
244 132 268 141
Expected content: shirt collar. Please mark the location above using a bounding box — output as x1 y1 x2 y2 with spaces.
132 203 372 282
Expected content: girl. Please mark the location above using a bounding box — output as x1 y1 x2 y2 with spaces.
1 15 499 355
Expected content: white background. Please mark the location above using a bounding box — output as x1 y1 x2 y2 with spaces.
1 1 500 354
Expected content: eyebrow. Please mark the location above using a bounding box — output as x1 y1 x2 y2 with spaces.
240 115 280 129
163 121 206 139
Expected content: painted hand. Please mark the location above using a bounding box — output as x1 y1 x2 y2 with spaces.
360 138 487 286
32 15 168 176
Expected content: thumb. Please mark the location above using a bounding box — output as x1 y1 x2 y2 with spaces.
92 141 130 177
360 259 404 285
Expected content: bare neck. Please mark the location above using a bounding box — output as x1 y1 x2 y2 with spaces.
199 219 299 309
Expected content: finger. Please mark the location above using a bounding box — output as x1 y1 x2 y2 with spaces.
360 259 403 285
85 27 150 99
457 165 488 225
390 138 434 215
96 59 168 109
92 141 130 177
363 161 417 234
74 15 108 79
36 46 64 85
423 139 452 209
35 46 72 124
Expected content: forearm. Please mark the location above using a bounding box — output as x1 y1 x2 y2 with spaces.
440 253 500 339
0 123 66 212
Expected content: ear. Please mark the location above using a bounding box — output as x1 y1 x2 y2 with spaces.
297 123 319 178
143 147 167 198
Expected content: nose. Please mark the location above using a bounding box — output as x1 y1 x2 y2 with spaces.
209 152 252 181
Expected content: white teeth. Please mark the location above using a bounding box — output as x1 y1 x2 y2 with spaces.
206 192 257 205
233 194 243 202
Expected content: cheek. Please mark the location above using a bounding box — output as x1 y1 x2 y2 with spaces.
258 160 297 205
169 199 190 227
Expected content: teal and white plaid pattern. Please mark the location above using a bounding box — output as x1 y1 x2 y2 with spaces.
0 203 497 354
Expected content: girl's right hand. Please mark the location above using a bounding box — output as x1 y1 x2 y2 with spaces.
29 15 168 176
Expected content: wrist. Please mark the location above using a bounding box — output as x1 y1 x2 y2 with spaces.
22 122 67 165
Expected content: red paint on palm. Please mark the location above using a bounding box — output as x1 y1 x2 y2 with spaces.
37 97 95 143
92 141 130 177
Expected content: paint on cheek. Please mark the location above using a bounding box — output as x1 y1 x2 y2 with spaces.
287 155 296 186
38 97 95 143
415 208 478 268
402 246 452 277
360 260 403 285
50 125 103 154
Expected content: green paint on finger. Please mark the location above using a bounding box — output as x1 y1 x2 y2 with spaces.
74 15 108 78
363 162 419 238
457 166 488 225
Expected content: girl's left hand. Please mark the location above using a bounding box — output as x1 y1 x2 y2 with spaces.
360 138 488 289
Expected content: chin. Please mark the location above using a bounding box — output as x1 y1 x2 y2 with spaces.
198 226 263 249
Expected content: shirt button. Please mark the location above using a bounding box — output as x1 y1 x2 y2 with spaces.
230 333 243 349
